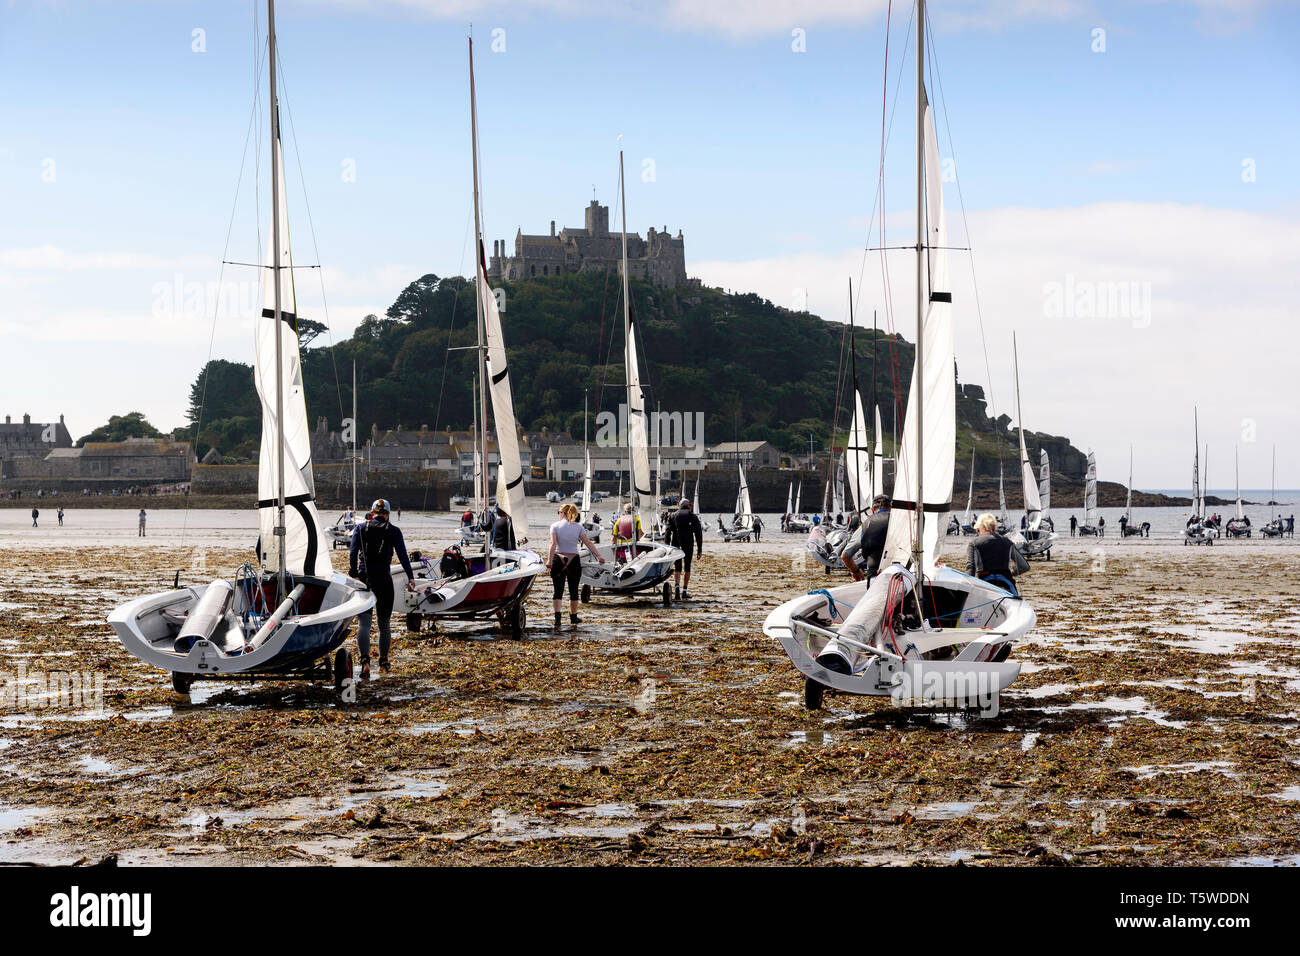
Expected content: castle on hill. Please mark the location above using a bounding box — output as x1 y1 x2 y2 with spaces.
486 199 687 289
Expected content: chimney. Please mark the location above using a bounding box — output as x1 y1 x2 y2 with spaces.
59 414 64 424
4 416 9 424
23 413 30 425
550 220 556 237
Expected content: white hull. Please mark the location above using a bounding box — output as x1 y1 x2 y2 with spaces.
394 548 543 619
580 540 683 594
763 566 1034 712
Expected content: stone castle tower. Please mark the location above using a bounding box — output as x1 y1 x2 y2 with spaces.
486 199 687 289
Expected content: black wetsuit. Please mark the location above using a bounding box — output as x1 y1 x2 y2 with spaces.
492 513 517 550
966 532 1029 580
861 510 891 574
666 508 703 573
350 517 415 666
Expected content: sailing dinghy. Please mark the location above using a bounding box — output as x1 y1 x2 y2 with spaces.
395 38 543 636
108 1 373 695
577 146 684 606
1183 409 1217 545
1007 334 1057 559
765 7 1036 713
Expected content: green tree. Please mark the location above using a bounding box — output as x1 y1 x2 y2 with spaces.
77 412 163 446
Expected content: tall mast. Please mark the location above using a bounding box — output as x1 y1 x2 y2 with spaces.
912 0 926 575
1193 406 1200 517
1013 331 1026 524
268 0 287 602
468 36 491 554
351 360 357 515
848 280 860 510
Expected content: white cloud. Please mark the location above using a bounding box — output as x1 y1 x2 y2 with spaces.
693 200 1300 488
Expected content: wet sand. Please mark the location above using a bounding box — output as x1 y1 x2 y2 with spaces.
1 517 1298 866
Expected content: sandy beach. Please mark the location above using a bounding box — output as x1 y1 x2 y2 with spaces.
1 509 1297 866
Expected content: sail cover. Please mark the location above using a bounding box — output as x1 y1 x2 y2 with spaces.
882 90 955 573
1038 450 1051 523
479 245 529 540
255 140 330 578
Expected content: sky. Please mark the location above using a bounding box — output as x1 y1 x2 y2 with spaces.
1 0 1298 488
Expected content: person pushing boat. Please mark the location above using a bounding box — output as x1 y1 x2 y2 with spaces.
547 503 604 628
840 495 890 581
350 499 416 677
665 498 703 600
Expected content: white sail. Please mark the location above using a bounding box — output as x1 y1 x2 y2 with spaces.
882 92 955 573
1084 450 1098 526
1013 339 1041 530
479 250 528 540
694 475 701 516
998 463 1007 523
255 140 330 578
965 451 975 522
1235 446 1243 520
846 391 871 510
737 462 753 529
834 453 845 515
619 153 654 520
785 480 793 515
1038 450 1051 522
580 449 593 519
1125 447 1133 520
872 404 885 505
794 480 802 515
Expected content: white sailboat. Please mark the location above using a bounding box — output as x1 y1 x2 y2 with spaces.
578 145 684 605
765 3 1036 713
1009 334 1057 558
720 462 755 542
108 0 374 696
1184 408 1216 545
1120 446 1150 536
1038 450 1051 529
1078 450 1102 535
996 462 1008 532
329 360 361 548
1261 445 1285 537
1224 446 1252 537
394 36 543 635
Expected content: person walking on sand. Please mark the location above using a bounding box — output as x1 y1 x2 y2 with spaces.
967 513 1030 595
666 498 703 600
1069 514 1078 537
57 507 64 527
350 500 416 678
31 507 38 528
138 508 147 536
1098 515 1105 537
752 513 764 542
547 503 604 628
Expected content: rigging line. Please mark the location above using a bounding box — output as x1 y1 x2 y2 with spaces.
926 8 1005 472
182 9 266 553
853 0 912 320
276 53 347 430
431 209 474 437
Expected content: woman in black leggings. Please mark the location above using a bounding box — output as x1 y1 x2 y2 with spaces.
547 503 605 628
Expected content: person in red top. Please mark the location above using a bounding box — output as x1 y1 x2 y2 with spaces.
612 503 643 563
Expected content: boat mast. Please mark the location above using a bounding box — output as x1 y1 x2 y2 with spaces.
848 280 862 511
268 0 287 602
912 0 926 576
1013 331 1028 526
468 36 491 557
1193 406 1200 518
351 360 357 516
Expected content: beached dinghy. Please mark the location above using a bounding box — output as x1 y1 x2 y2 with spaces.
1077 451 1104 536
766 12 1036 713
1119 447 1151 537
1183 410 1217 545
578 146 684 606
109 2 373 694
1260 446 1284 537
396 39 542 636
1224 447 1251 537
1007 335 1058 559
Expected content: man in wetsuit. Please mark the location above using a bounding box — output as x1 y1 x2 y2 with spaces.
350 499 415 678
492 504 517 550
841 495 891 581
967 513 1029 592
666 498 703 600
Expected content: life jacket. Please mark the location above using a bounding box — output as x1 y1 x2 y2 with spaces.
615 514 637 542
439 546 469 580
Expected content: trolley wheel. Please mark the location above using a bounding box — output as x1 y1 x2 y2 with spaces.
171 672 193 695
1046 549 1052 561
804 677 825 710
333 648 352 691
580 584 591 604
663 582 672 607
405 612 422 634
825 564 832 576
509 601 527 640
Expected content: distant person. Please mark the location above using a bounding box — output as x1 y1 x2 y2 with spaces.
1288 514 1296 538
546 503 604 628
138 509 147 536
752 514 764 542
1020 514 1027 530
491 504 517 550
1069 515 1078 537
967 513 1030 593
31 507 38 528
461 508 474 528
350 500 416 677
1098 515 1105 536
57 508 64 527
666 498 703 600
1118 514 1128 534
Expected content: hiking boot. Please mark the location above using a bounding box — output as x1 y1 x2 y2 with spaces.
681 591 691 600
553 612 562 629
570 613 581 625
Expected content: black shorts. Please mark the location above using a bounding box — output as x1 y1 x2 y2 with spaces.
674 550 693 574
551 555 582 600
